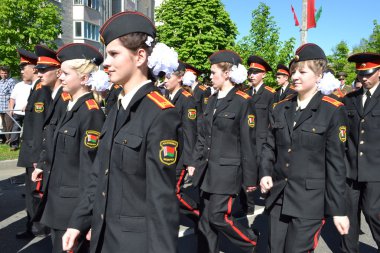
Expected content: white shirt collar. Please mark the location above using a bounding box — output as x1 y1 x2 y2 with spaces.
52 85 62 99
67 92 90 111
363 82 379 96
253 82 263 94
217 85 234 99
297 91 318 110
169 88 180 101
118 80 151 110
282 83 289 92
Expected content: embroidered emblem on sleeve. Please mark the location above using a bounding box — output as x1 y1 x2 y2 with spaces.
339 126 347 142
84 130 100 148
188 109 197 120
248 115 255 128
159 140 178 166
34 102 44 113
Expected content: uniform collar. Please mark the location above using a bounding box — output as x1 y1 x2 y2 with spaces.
118 79 151 110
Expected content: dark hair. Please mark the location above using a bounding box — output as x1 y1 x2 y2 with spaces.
0 66 10 72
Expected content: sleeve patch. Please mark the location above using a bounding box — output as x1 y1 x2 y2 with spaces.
204 97 209 105
84 130 100 148
236 90 251 100
188 109 197 120
34 102 44 113
322 96 343 107
339 126 347 142
248 114 255 128
159 140 178 166
147 91 175 110
85 99 100 110
264 86 276 93
61 92 71 101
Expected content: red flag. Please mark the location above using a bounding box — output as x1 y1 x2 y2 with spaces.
291 5 300 26
307 0 316 29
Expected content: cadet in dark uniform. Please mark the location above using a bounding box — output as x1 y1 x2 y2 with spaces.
62 12 180 253
341 53 380 253
190 63 211 114
188 50 258 253
260 43 349 253
165 61 199 219
274 64 296 103
101 67 122 116
33 43 105 252
16 48 53 239
31 45 71 221
240 55 275 215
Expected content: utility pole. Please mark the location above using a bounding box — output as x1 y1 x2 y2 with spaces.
301 0 308 45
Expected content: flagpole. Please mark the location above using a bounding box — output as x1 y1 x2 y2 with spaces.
301 0 307 45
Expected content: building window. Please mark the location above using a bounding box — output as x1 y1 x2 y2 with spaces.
73 0 99 11
84 22 100 41
74 21 83 38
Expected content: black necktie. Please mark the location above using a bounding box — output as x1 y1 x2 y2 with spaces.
363 90 372 110
294 107 303 126
253 89 256 95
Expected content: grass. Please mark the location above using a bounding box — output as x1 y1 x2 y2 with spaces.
0 144 19 161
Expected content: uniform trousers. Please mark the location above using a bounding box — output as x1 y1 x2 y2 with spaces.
268 203 324 253
197 192 257 253
176 169 200 221
341 179 380 252
25 167 40 231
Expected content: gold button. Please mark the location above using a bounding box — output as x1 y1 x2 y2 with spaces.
100 214 104 219
123 140 127 144
105 169 109 175
285 178 288 181
288 148 292 153
102 192 105 197
43 138 46 141
360 141 364 144
312 128 316 132
361 130 365 134
361 119 365 123
286 163 290 167
360 152 363 156
64 130 68 133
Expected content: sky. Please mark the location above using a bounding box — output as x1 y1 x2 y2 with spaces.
221 0 380 55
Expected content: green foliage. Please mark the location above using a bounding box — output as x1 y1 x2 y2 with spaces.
233 3 296 87
327 41 356 84
0 0 62 75
0 144 19 161
155 0 238 73
352 20 380 53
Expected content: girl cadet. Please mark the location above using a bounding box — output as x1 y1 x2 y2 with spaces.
62 11 180 253
165 61 200 221
260 43 350 253
32 43 106 252
188 50 258 253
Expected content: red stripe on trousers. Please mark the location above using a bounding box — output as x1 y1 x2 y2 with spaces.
176 169 200 216
224 196 257 246
309 218 326 252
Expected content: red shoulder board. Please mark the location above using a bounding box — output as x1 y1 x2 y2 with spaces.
182 90 192 97
35 83 42 90
147 91 175 110
322 96 343 107
273 94 296 108
199 85 207 91
236 90 251 100
85 99 100 110
264 86 276 93
61 92 71 101
289 85 296 90
114 84 121 89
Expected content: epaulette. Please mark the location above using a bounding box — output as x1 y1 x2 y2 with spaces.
85 99 100 110
147 91 175 110
322 96 344 107
35 83 42 90
235 90 251 100
199 85 207 91
273 94 295 109
289 85 296 90
333 89 345 98
264 86 276 94
182 90 192 97
114 84 121 89
61 92 71 102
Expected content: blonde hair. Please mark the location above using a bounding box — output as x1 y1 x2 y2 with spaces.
290 59 327 77
64 59 102 103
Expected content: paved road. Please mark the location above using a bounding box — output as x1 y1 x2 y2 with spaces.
0 160 378 252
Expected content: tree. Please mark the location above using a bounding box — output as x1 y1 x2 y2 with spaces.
155 0 238 72
327 41 356 84
0 0 62 75
352 20 380 53
234 3 296 87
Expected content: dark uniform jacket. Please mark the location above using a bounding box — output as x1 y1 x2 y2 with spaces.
40 93 104 230
17 81 52 167
193 83 211 114
273 84 297 103
69 82 180 253
343 86 380 182
246 84 275 161
191 87 258 194
103 84 122 116
170 88 197 171
260 92 348 219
